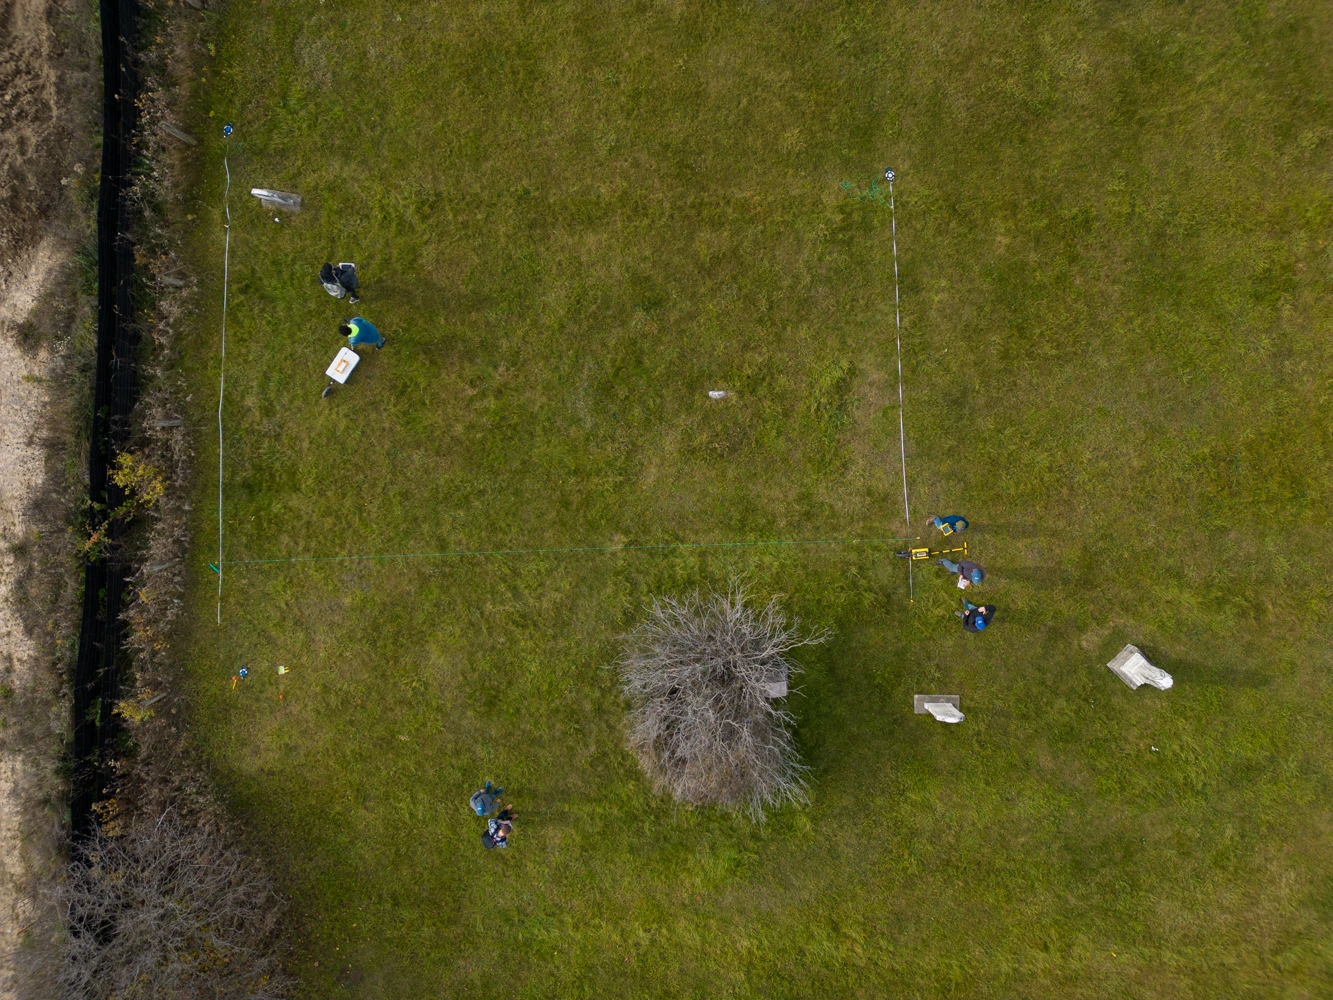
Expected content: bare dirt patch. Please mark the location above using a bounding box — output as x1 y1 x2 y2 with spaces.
0 0 60 261
0 1 98 995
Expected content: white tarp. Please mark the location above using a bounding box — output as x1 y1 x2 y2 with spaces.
1107 644 1173 690
250 188 302 212
924 701 965 723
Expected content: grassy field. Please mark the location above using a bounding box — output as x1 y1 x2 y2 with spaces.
178 2 1333 996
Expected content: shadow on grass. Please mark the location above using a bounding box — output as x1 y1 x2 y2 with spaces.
967 521 1050 540
1002 565 1082 586
1089 628 1273 689
1141 647 1273 689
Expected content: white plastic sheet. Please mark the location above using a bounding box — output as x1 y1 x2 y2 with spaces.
1107 644 1173 690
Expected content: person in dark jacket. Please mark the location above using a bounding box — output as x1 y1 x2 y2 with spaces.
938 557 985 589
482 805 516 850
955 598 995 632
319 262 360 303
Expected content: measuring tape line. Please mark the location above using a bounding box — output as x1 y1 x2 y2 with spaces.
226 535 917 568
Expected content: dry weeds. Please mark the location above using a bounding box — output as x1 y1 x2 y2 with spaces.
619 585 828 820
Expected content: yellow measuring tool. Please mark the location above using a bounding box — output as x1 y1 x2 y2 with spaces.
895 540 968 561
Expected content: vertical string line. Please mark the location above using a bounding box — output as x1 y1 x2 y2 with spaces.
217 151 231 625
887 170 913 602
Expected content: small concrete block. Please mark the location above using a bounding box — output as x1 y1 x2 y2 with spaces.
762 679 788 698
1107 644 1174 690
914 694 961 714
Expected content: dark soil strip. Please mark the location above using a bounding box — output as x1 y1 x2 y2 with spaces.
71 0 139 840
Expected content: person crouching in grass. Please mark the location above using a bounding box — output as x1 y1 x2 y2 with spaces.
482 805 517 850
938 557 985 589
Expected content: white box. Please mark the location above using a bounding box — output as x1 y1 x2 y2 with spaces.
325 346 360 384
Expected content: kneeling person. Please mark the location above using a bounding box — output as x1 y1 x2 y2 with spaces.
482 805 517 850
956 599 995 632
928 514 969 536
938 557 985 589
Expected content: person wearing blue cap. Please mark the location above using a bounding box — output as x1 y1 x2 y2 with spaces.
938 558 985 590
956 598 995 632
928 514 969 536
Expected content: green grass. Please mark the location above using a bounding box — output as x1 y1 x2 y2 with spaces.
179 2 1333 996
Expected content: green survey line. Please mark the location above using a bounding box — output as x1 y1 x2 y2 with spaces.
227 536 917 567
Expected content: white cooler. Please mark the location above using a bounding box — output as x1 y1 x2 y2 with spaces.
325 346 360 384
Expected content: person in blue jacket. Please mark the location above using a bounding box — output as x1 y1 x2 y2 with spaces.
339 316 385 350
928 514 969 536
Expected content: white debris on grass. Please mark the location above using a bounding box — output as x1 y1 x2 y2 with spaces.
1107 644 1173 690
249 187 302 212
708 390 728 399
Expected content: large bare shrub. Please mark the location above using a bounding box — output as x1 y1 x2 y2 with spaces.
618 586 828 819
50 816 292 1000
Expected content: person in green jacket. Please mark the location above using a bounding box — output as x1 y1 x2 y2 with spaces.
339 316 385 350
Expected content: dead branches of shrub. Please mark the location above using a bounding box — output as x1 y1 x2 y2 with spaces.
618 585 828 820
50 816 292 1000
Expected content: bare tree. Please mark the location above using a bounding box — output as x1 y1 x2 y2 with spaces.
48 815 292 1000
618 585 829 819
